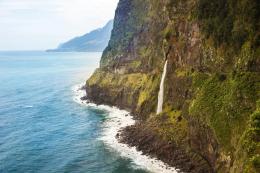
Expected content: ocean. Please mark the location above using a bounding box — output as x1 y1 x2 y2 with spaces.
0 51 177 173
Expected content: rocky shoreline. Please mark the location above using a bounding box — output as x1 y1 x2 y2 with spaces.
84 0 259 172
74 84 180 173
83 85 212 173
119 124 212 173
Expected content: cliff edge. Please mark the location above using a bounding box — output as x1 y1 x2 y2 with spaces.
86 0 260 172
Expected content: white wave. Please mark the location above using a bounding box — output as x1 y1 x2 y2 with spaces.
72 83 179 173
22 105 34 108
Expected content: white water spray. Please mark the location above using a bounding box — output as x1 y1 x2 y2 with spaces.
156 60 168 114
72 84 179 173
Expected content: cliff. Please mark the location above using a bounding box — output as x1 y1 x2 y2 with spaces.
48 20 113 52
86 0 260 172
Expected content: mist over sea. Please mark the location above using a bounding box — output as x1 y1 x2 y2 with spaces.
0 51 149 173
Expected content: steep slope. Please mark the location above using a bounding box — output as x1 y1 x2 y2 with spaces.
85 0 260 172
48 20 113 52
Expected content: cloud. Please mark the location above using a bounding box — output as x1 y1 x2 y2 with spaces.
0 0 118 50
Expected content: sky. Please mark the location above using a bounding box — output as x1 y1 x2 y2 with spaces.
0 0 119 50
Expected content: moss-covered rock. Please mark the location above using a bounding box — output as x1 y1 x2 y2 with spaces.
85 0 260 172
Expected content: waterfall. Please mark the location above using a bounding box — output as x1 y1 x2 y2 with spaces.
156 60 168 114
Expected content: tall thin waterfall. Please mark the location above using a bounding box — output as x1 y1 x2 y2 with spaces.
156 60 168 114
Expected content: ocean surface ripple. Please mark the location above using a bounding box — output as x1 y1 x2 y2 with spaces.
0 51 178 173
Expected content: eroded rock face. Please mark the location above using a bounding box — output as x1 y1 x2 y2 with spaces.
86 0 260 172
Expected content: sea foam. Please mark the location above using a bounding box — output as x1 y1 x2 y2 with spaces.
72 84 179 173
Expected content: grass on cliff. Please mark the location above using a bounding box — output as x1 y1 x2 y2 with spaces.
189 71 259 173
87 69 161 114
148 106 188 145
190 72 259 151
195 0 259 49
87 69 148 89
195 0 259 73
241 100 260 173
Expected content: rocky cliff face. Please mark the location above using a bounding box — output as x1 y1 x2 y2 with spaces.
86 0 260 172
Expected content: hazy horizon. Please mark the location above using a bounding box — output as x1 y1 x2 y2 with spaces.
0 0 118 51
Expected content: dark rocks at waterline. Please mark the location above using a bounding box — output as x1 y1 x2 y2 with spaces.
80 85 87 90
80 95 88 101
119 124 213 173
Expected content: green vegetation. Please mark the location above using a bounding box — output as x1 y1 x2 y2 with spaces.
101 0 149 67
236 41 256 71
189 71 259 172
86 0 259 172
190 72 259 151
196 0 259 72
87 69 148 90
129 60 142 69
162 22 176 41
87 69 160 114
241 100 260 172
150 107 188 145
175 68 193 77
196 0 259 48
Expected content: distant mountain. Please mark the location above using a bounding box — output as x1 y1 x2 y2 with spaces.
47 20 113 52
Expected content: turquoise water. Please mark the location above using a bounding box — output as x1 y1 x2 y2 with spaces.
0 51 148 173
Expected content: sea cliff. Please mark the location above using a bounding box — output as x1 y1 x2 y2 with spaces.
85 0 260 172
